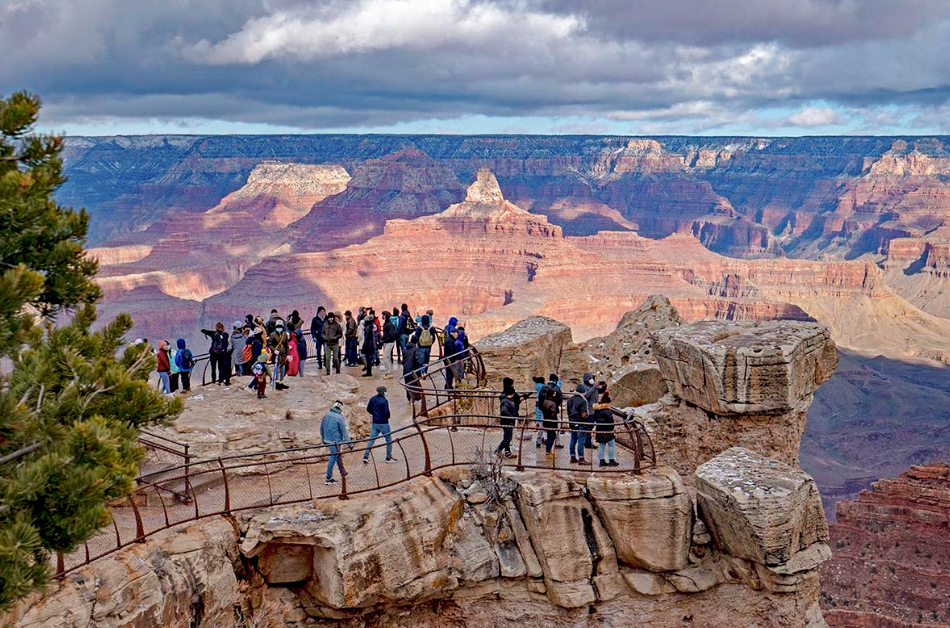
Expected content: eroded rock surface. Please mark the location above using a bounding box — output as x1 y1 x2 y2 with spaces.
697 448 830 570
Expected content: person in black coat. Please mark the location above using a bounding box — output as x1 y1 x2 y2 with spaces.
310 307 327 369
593 389 618 467
402 341 423 400
496 389 518 458
360 318 377 377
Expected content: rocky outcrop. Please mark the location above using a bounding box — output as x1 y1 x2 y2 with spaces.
697 448 829 571
821 463 950 628
6 519 242 628
653 320 838 416
476 316 581 389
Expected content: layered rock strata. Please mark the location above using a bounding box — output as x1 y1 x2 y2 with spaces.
821 463 950 628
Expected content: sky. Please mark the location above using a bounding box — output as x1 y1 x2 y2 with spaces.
3 0 950 137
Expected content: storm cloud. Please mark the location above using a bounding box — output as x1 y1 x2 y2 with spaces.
2 0 949 134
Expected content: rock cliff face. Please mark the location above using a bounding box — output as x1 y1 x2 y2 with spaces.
9 467 830 628
821 464 950 628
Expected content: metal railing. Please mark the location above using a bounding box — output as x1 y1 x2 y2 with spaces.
54 328 656 578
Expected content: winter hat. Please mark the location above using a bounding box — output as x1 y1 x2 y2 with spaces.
421 314 430 326
331 400 344 411
532 376 546 384
376 386 387 394
576 384 588 393
233 321 243 329
548 373 558 383
600 391 611 404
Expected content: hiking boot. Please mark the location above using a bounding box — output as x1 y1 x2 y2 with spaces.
325 478 338 485
599 460 607 467
257 394 266 399
608 460 619 467
578 458 587 465
570 456 578 464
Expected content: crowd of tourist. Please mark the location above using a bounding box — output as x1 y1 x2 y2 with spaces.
152 305 469 399
149 304 621 485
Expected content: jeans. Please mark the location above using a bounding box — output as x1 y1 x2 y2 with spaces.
598 439 616 462
325 343 341 373
312 335 324 367
397 334 408 359
158 371 171 394
496 425 514 454
345 337 359 365
382 342 394 374
272 362 286 388
364 423 393 459
544 428 557 454
326 444 344 480
418 346 431 370
569 425 589 458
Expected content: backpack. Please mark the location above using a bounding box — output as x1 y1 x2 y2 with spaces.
211 331 228 354
242 343 253 363
418 327 434 347
176 349 194 371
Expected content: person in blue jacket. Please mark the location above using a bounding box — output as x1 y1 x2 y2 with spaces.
320 401 352 485
174 338 194 392
363 386 397 463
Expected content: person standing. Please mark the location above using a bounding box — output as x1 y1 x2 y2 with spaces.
402 340 422 400
532 376 546 446
156 340 172 395
294 322 307 376
360 318 377 377
310 306 327 369
540 385 560 459
567 384 590 464
363 386 398 463
320 401 352 485
443 329 462 390
230 322 245 377
265 309 281 335
344 310 358 367
323 312 344 374
397 304 413 361
496 388 517 459
413 314 436 370
380 310 397 378
581 371 599 450
174 338 194 392
268 321 290 390
286 323 300 377
593 390 618 467
201 322 231 386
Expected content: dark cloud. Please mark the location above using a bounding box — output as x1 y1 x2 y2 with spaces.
1 0 949 133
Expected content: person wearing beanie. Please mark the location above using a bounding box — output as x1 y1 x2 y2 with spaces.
567 383 590 464
593 388 617 467
360 317 377 377
323 311 344 374
363 386 397 463
496 383 518 458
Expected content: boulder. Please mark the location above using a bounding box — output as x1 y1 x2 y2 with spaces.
608 364 668 408
587 467 692 572
696 448 830 569
653 320 837 416
476 316 579 389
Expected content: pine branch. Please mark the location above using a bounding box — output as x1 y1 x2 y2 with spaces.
0 441 40 465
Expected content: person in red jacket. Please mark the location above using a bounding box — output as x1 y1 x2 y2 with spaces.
156 339 172 395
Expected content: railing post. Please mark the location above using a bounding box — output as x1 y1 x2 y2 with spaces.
414 419 432 475
56 552 65 576
338 447 349 500
128 495 146 541
218 458 230 513
516 410 527 472
184 443 192 498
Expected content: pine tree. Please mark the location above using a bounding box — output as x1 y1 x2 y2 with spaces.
0 92 183 611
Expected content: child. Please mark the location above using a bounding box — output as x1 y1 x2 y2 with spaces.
593 387 618 467
252 361 268 399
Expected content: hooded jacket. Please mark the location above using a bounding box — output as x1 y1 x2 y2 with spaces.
499 394 517 426
310 313 326 342
402 344 422 377
567 384 590 424
320 408 349 444
593 402 614 442
582 371 599 413
174 339 193 372
361 320 377 355
156 347 170 373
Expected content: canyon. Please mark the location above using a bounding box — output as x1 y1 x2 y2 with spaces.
57 135 950 626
